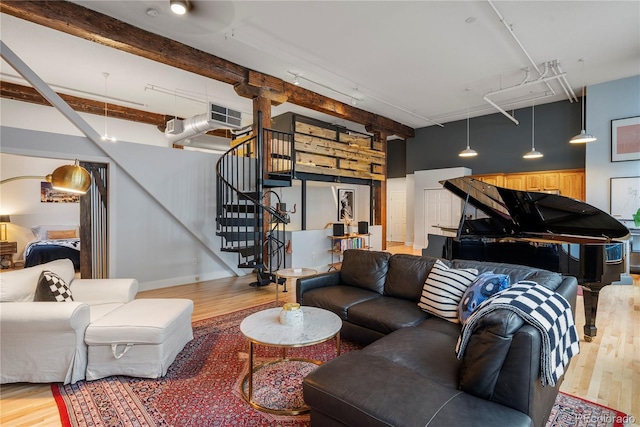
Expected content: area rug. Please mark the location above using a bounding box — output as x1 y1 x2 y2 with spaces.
53 301 630 427
53 301 356 426
546 393 631 427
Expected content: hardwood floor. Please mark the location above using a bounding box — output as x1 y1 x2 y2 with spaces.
1 246 638 426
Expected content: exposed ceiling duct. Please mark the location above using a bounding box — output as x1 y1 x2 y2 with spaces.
165 102 242 147
485 0 579 125
483 62 572 125
176 134 233 153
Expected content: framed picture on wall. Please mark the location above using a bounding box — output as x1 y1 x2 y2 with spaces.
40 182 80 203
610 176 640 220
337 188 355 222
611 116 640 162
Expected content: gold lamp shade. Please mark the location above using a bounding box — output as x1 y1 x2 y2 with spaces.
48 160 91 194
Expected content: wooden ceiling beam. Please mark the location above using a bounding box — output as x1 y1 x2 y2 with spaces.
2 81 236 139
1 80 166 127
0 0 415 139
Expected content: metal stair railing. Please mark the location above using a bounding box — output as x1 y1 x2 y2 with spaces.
215 113 293 284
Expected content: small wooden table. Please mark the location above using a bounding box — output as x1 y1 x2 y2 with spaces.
0 241 17 269
239 306 342 415
275 267 317 301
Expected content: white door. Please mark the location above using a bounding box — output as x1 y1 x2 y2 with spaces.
424 189 460 245
389 191 406 242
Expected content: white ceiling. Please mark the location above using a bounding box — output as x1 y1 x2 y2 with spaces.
1 1 639 137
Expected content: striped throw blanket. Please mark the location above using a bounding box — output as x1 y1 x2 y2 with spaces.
456 281 580 387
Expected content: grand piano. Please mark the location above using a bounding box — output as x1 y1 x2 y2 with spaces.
426 176 631 341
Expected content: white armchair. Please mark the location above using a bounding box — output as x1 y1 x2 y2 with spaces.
0 259 138 384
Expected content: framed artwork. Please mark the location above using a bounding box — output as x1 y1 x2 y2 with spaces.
337 188 355 222
41 182 80 203
610 177 640 220
611 116 640 162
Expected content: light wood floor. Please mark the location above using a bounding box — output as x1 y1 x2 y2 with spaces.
1 245 638 426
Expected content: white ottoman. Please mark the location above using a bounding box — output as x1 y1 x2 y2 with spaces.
85 298 194 381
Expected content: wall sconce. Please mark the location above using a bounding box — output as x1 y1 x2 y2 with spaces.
0 160 91 194
0 215 10 241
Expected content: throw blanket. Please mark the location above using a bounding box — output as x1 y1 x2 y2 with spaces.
25 238 80 258
456 281 580 387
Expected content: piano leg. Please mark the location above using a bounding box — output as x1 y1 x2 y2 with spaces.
581 286 600 342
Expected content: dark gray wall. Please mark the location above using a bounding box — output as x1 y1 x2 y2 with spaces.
397 99 585 176
387 139 406 178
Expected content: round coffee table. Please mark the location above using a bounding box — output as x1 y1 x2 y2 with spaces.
239 306 342 415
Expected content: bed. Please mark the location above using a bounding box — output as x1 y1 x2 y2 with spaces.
24 225 81 270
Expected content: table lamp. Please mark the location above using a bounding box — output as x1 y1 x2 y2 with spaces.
0 215 10 241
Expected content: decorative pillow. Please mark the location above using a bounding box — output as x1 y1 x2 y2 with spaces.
34 270 74 302
418 259 478 323
47 229 78 240
31 225 79 241
458 272 511 324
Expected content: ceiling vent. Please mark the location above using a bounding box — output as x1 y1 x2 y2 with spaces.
166 102 242 145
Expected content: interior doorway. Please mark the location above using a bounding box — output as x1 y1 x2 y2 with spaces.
388 190 406 243
423 188 460 247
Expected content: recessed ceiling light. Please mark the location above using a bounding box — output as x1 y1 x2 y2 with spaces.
465 17 476 24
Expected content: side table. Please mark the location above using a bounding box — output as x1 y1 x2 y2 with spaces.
275 267 317 301
0 241 17 269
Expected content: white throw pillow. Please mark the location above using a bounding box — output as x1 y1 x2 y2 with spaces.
418 259 478 323
0 259 75 302
31 224 79 241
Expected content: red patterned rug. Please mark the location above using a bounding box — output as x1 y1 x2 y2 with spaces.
53 301 630 427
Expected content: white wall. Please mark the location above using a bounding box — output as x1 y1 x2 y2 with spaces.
406 174 415 246
285 225 382 273
1 98 170 147
585 75 640 222
585 75 639 281
279 180 372 231
386 177 406 242
0 154 80 260
413 167 472 250
0 123 237 290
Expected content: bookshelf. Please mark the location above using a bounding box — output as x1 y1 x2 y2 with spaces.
328 233 371 270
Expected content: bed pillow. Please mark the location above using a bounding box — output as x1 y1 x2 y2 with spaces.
47 229 78 240
418 259 478 323
31 225 79 241
458 272 511 324
34 270 74 302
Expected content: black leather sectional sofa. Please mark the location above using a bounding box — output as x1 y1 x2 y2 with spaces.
296 249 578 427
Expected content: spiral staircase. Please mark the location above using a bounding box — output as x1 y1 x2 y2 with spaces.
215 114 294 287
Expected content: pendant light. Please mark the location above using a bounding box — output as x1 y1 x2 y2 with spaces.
101 72 117 142
570 58 597 144
523 99 543 159
459 88 478 157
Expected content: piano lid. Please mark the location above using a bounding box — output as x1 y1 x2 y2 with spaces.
440 176 630 242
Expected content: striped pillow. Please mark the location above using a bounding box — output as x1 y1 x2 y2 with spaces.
418 259 478 323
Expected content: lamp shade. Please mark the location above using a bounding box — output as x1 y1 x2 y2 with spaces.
0 215 10 223
458 147 478 157
569 130 597 144
49 160 91 194
523 149 544 159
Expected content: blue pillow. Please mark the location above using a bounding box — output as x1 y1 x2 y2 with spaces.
458 272 510 324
